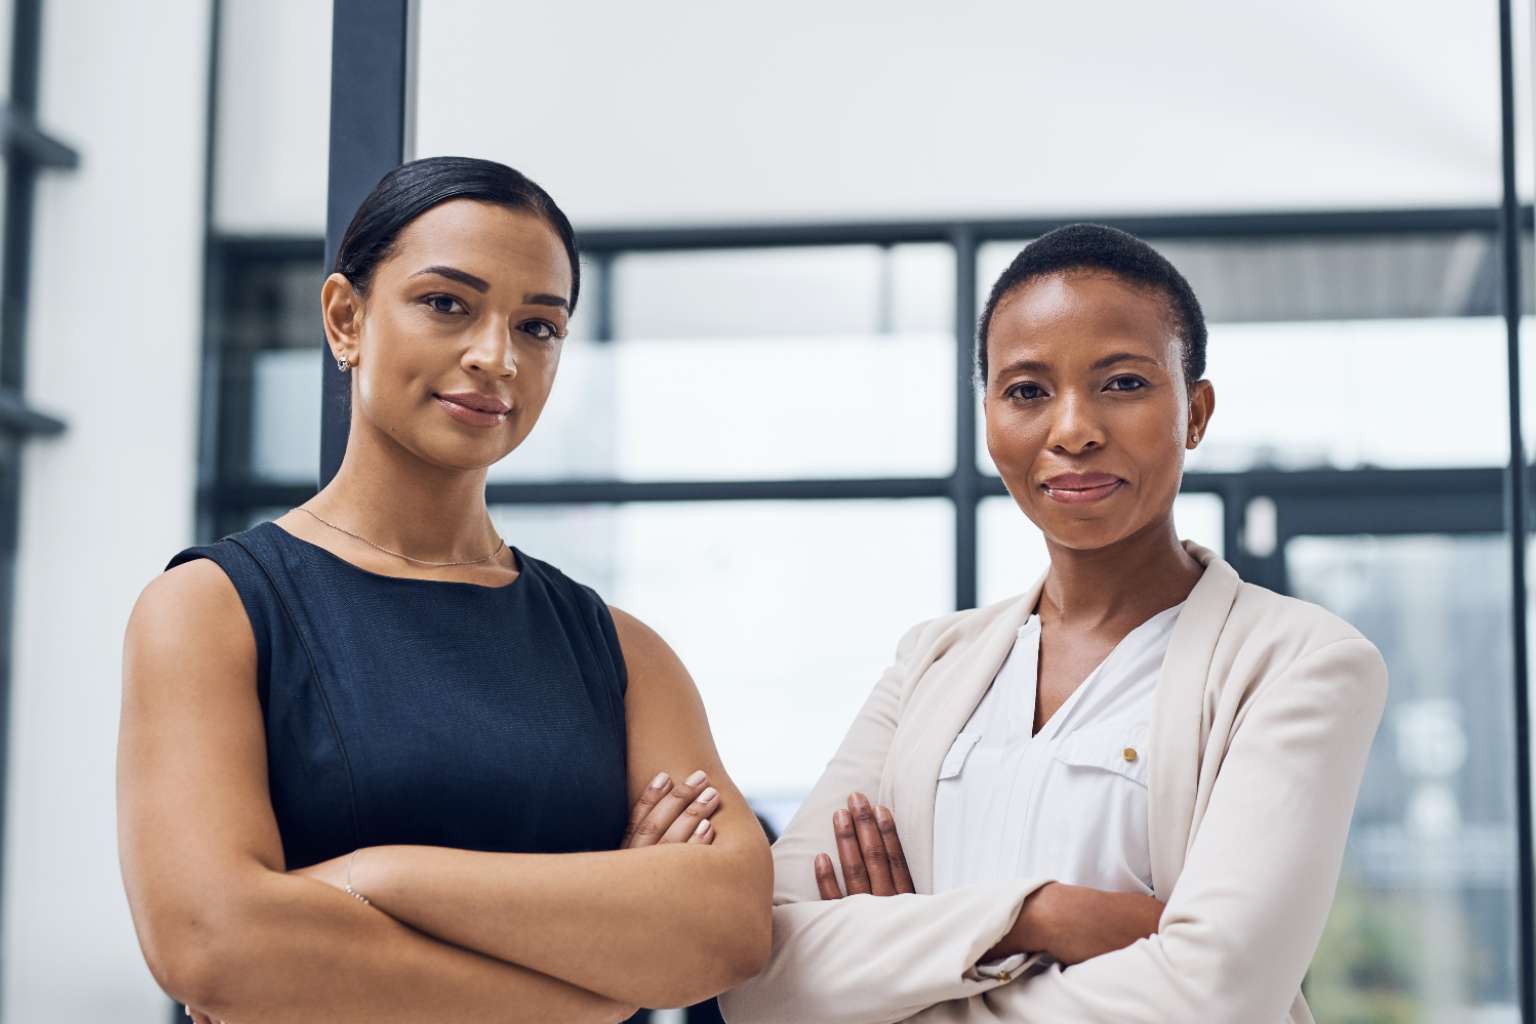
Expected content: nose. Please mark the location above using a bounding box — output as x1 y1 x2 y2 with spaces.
463 318 517 379
1045 389 1104 455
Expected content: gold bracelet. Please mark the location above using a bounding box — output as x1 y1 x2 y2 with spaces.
344 848 370 905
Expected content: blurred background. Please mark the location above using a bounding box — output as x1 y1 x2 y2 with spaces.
1 0 1534 1020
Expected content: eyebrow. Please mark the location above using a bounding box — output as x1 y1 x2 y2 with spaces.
408 268 570 311
996 351 1162 376
411 265 490 293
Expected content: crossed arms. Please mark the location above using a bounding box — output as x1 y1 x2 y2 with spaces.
719 622 1387 1024
119 560 772 1024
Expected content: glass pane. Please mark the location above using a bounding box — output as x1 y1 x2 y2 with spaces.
213 0 331 233
1290 534 1519 1021
977 492 1223 607
490 245 955 482
980 233 1519 325
488 499 955 816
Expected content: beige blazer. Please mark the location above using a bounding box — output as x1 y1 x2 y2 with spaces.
720 541 1387 1024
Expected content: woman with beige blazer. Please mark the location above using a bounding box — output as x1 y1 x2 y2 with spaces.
720 224 1387 1024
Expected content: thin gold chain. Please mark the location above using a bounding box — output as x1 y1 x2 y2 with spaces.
294 506 507 568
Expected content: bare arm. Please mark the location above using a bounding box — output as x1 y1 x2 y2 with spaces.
320 607 775 1009
118 560 633 1023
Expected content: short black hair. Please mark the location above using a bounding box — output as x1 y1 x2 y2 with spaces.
334 155 581 312
976 223 1206 388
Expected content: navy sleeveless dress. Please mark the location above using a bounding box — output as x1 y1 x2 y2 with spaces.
164 521 630 870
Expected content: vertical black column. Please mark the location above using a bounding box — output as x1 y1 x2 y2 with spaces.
1497 1 1533 1020
952 227 978 611
321 0 415 488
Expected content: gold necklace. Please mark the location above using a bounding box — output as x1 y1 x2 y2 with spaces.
294 506 507 568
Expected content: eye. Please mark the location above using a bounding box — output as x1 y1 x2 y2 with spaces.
521 319 563 342
1005 381 1047 401
421 293 468 316
1105 375 1148 392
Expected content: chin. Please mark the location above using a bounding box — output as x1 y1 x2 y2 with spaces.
1035 512 1134 553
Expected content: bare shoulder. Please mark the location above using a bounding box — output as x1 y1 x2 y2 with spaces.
606 604 674 661
605 605 694 698
124 558 256 695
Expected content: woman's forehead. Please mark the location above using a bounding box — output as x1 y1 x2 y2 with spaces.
385 200 571 294
991 271 1179 363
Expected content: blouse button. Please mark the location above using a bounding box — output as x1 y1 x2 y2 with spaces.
1123 747 1139 763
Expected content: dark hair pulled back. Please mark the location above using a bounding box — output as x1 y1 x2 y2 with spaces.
332 156 581 312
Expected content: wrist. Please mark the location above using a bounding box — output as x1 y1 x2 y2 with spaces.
1009 882 1064 959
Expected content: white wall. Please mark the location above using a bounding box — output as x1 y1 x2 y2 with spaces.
2 0 210 1020
414 0 1501 225
221 0 1511 237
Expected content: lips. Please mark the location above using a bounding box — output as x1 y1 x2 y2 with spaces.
434 391 511 429
1041 472 1125 505
435 391 511 415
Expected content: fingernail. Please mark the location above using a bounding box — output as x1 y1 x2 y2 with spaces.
649 771 669 790
851 792 870 810
696 786 718 804
815 853 831 870
876 805 892 825
694 818 711 836
834 809 851 830
686 769 707 786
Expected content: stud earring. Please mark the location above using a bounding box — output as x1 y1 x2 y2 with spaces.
337 356 350 372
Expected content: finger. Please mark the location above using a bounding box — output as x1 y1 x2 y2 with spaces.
833 808 870 894
629 769 707 847
814 852 844 900
622 771 673 848
686 817 714 844
876 804 915 893
660 784 720 844
184 1008 213 1024
848 793 895 895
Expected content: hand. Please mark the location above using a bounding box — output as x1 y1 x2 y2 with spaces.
814 792 914 898
621 769 721 847
988 882 1165 965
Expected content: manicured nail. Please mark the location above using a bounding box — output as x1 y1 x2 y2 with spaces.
815 853 831 871
686 769 707 786
851 792 870 810
694 818 711 836
696 786 718 804
834 809 852 830
876 805 893 826
649 771 669 790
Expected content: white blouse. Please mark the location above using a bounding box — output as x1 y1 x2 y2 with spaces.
933 601 1184 974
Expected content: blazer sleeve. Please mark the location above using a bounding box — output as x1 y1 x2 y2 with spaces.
905 635 1388 1024
720 619 1051 1024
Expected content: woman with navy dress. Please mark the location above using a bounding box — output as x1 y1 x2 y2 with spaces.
118 157 772 1023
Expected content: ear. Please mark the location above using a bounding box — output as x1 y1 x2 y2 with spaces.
321 272 364 366
1186 378 1215 449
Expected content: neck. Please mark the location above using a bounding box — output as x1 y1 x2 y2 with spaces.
307 416 499 562
1037 515 1202 630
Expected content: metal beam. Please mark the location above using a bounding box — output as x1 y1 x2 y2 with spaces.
574 206 1532 255
321 0 415 489
952 227 979 610
1497 1 1534 1019
0 389 64 437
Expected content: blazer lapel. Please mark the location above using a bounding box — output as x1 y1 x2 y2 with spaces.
896 585 1041 893
1147 540 1241 897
